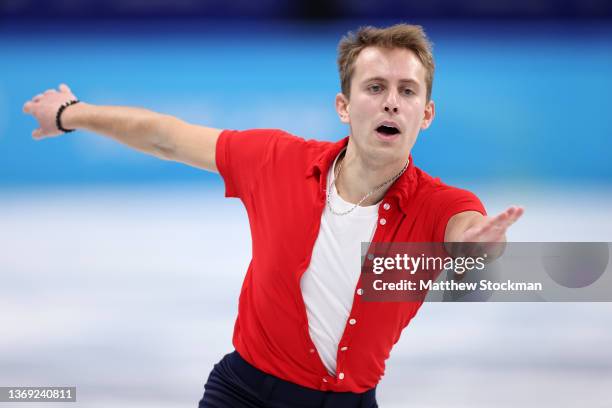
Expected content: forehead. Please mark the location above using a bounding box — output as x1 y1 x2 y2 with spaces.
352 46 426 85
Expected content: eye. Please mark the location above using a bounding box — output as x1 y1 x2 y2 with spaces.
368 84 383 93
403 88 415 96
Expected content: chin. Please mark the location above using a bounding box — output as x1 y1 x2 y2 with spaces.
351 133 409 162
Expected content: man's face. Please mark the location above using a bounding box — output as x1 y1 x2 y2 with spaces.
336 46 434 167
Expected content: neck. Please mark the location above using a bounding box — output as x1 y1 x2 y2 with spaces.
334 145 409 207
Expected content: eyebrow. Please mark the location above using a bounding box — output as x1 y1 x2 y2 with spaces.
363 76 420 86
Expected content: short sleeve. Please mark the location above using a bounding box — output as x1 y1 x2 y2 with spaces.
432 188 487 242
215 129 283 199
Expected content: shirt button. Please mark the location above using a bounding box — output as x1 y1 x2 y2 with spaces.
349 318 357 325
356 288 363 295
338 372 345 380
322 377 328 383
367 253 374 260
379 218 387 225
383 203 390 210
340 346 348 351
309 348 315 353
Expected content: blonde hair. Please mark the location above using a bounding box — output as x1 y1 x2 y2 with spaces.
337 24 435 101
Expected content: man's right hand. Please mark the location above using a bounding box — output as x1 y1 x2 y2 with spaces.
23 83 78 139
22 84 222 173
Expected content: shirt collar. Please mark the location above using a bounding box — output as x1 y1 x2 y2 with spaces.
305 136 418 214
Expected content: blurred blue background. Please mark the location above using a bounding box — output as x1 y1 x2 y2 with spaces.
1 2 612 408
2 20 612 186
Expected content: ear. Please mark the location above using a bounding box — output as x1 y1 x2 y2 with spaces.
420 100 435 130
335 92 350 124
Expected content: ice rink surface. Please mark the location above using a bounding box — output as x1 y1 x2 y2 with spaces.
1 184 611 407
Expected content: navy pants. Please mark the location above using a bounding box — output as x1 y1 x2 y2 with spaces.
198 351 378 408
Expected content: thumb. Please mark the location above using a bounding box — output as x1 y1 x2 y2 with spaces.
32 128 43 139
59 83 72 94
23 101 34 114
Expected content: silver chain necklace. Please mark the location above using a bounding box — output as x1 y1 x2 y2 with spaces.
326 153 409 216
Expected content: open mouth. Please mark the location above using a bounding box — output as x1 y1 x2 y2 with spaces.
376 125 400 136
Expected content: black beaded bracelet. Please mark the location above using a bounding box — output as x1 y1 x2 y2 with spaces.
56 100 80 133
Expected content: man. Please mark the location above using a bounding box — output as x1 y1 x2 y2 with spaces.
24 24 523 408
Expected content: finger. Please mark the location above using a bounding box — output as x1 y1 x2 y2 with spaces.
466 206 524 242
33 93 44 102
489 207 525 234
513 206 525 218
59 83 71 93
503 206 524 223
484 212 509 230
43 89 56 95
490 207 517 226
503 206 516 217
491 216 515 231
23 101 34 113
496 208 513 220
32 128 43 139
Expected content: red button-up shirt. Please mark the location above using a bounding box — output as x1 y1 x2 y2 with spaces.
215 129 486 393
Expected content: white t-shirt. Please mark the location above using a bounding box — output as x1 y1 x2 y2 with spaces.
299 150 380 375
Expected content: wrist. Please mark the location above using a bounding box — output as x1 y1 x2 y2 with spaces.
60 101 89 131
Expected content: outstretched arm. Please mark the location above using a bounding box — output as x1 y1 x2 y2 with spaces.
23 84 222 173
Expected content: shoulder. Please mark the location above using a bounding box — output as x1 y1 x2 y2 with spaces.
220 128 327 152
405 165 486 241
413 166 481 204
406 165 485 221
219 128 337 172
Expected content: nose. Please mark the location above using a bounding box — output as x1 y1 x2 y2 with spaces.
383 91 399 114
384 106 398 114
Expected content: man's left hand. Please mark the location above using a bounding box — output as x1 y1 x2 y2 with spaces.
459 205 524 243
